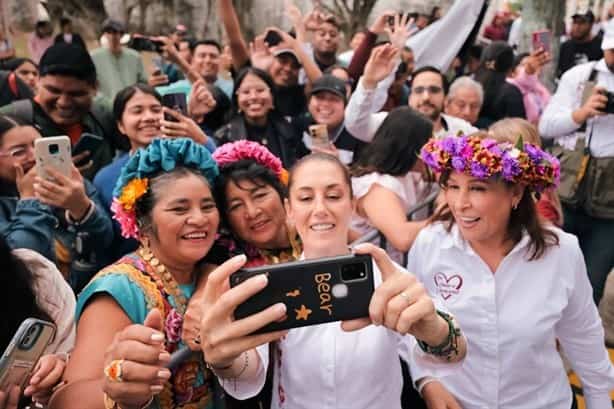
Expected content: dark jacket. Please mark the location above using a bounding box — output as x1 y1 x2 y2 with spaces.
0 179 114 292
214 114 300 168
477 82 526 128
0 98 124 179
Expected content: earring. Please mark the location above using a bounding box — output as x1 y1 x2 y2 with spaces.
512 202 518 210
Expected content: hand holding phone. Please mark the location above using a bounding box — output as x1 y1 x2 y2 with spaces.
199 255 288 369
35 136 72 181
162 93 188 122
231 254 375 333
308 124 330 149
531 30 551 53
0 319 56 392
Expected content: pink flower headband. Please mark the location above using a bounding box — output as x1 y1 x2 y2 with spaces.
420 134 560 193
212 140 288 184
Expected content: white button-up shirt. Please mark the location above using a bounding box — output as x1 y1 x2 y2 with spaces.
223 260 461 408
407 223 614 409
539 59 614 157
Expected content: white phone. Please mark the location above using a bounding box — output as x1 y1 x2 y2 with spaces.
35 136 72 180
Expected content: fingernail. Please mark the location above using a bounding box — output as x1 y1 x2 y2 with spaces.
151 332 165 342
234 254 247 264
258 274 268 286
151 385 164 393
274 303 286 314
157 369 171 379
158 352 171 362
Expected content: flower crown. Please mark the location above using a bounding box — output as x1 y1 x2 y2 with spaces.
111 138 219 239
212 140 289 185
420 134 560 193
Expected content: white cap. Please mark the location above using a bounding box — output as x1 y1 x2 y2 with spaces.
602 19 614 50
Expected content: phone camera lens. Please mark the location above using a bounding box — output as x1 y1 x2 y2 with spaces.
48 144 59 154
341 262 367 282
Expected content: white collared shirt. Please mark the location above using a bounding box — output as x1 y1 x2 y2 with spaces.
407 223 614 409
223 259 461 408
539 59 614 157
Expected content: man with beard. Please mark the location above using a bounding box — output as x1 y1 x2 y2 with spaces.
539 19 614 305
558 9 603 77
345 50 476 143
0 44 117 179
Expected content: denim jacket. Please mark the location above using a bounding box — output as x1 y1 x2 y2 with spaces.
0 179 114 291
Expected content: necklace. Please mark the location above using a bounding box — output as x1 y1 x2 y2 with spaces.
138 246 188 314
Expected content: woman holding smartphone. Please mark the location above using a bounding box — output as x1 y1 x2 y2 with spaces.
197 153 467 409
0 114 113 291
0 236 75 409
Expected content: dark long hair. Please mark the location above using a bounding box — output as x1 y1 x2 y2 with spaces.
351 107 433 177
231 67 278 117
431 171 559 260
215 159 286 221
0 237 52 352
474 41 515 116
112 83 162 122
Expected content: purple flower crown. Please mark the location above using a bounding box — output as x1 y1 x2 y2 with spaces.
420 134 560 192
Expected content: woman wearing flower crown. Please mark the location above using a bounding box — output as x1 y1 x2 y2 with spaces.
410 134 614 408
52 138 280 409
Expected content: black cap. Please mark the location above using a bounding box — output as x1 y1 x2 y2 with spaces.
39 43 97 85
102 18 125 33
310 74 347 103
572 9 595 23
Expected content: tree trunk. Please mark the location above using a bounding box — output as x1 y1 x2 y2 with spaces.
517 0 567 90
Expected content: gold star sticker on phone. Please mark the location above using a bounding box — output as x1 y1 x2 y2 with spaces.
286 289 301 297
295 304 312 321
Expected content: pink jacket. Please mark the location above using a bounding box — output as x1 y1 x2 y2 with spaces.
507 67 551 125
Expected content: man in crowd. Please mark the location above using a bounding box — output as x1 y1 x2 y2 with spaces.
90 19 148 102
295 74 365 164
444 76 483 126
408 66 477 137
309 15 342 71
0 44 118 179
558 9 603 78
539 20 614 304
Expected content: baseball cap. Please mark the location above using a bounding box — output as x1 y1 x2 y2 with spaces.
39 43 97 85
572 9 595 23
310 74 347 103
273 49 301 65
603 19 614 50
102 18 125 33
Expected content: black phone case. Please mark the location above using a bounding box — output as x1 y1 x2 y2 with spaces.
162 93 187 122
230 254 374 333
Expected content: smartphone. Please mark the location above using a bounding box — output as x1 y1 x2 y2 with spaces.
72 133 105 158
0 319 56 391
162 93 188 122
264 30 283 47
230 254 374 334
532 30 551 53
308 124 330 149
35 136 72 180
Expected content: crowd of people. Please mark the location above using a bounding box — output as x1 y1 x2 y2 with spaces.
1 1 614 408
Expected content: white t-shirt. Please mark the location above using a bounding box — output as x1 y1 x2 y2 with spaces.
223 259 461 409
351 171 429 263
407 223 614 409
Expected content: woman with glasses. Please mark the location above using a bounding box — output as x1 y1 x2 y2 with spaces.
0 114 113 291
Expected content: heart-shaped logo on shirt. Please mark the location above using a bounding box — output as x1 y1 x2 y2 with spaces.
434 272 463 300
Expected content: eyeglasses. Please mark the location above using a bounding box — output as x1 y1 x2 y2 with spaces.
0 143 35 159
412 86 443 95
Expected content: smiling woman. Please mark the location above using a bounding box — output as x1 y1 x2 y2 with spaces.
408 133 614 408
56 138 227 409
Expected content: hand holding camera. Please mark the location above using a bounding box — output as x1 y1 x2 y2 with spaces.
14 164 37 200
34 165 91 221
576 84 611 123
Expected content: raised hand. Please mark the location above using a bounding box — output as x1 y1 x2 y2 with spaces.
361 44 400 89
188 79 217 121
160 108 209 145
102 309 170 409
370 11 395 35
199 255 287 369
385 13 416 50
250 35 274 71
34 165 91 220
